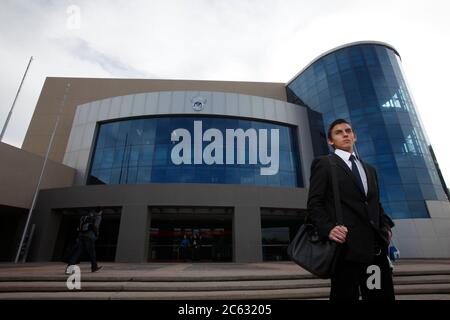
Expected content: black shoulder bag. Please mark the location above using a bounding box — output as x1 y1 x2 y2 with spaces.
287 155 343 279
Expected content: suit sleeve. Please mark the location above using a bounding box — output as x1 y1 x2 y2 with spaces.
372 167 395 230
307 157 336 240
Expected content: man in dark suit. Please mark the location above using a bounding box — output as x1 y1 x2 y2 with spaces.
307 119 395 301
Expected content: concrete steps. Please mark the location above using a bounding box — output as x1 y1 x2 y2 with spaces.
0 260 450 299
1 275 450 292
2 285 450 300
1 272 450 299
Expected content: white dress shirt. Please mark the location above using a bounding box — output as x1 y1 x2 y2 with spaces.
334 148 368 195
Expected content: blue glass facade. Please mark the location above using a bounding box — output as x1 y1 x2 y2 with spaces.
287 43 448 219
88 116 302 187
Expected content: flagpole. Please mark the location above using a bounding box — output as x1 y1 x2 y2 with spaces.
0 56 33 142
14 82 71 263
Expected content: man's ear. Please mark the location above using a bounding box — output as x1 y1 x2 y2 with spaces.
354 132 357 143
327 138 334 146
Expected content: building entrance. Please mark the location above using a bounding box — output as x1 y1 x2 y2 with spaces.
0 205 27 262
261 208 306 261
148 207 232 262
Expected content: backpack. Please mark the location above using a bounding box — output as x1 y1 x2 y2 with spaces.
79 215 94 233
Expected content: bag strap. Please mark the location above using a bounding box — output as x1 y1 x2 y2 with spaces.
327 155 344 225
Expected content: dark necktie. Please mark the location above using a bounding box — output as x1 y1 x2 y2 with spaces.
349 154 365 194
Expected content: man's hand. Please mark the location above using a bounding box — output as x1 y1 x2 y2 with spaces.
329 225 348 243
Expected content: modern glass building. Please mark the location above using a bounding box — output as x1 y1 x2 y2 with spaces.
2 41 449 263
287 42 449 220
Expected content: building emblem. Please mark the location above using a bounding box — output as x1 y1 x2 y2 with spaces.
191 96 206 111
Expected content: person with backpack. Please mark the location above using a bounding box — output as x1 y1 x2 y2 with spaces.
65 207 103 274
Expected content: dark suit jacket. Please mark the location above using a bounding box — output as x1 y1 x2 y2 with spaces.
307 153 395 264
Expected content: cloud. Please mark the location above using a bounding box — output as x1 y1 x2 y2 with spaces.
0 0 450 184
53 37 151 78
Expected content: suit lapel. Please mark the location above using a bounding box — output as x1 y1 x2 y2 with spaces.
331 153 366 199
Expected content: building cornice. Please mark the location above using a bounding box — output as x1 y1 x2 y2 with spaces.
286 40 401 86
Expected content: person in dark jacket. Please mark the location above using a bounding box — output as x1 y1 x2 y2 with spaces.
65 207 103 274
307 119 395 301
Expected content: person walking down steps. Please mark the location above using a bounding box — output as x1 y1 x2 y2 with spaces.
65 207 103 274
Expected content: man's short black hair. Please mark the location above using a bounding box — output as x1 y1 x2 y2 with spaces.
327 118 352 140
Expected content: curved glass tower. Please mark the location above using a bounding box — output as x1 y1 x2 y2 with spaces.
287 41 448 219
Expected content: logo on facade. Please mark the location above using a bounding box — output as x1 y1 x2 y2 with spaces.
191 96 206 111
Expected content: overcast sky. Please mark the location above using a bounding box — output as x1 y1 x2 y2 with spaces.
1 0 449 185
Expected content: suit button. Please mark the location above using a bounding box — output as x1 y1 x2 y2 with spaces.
364 201 369 206
370 220 375 226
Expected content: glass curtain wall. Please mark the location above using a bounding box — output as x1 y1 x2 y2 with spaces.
287 43 447 219
88 116 302 188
